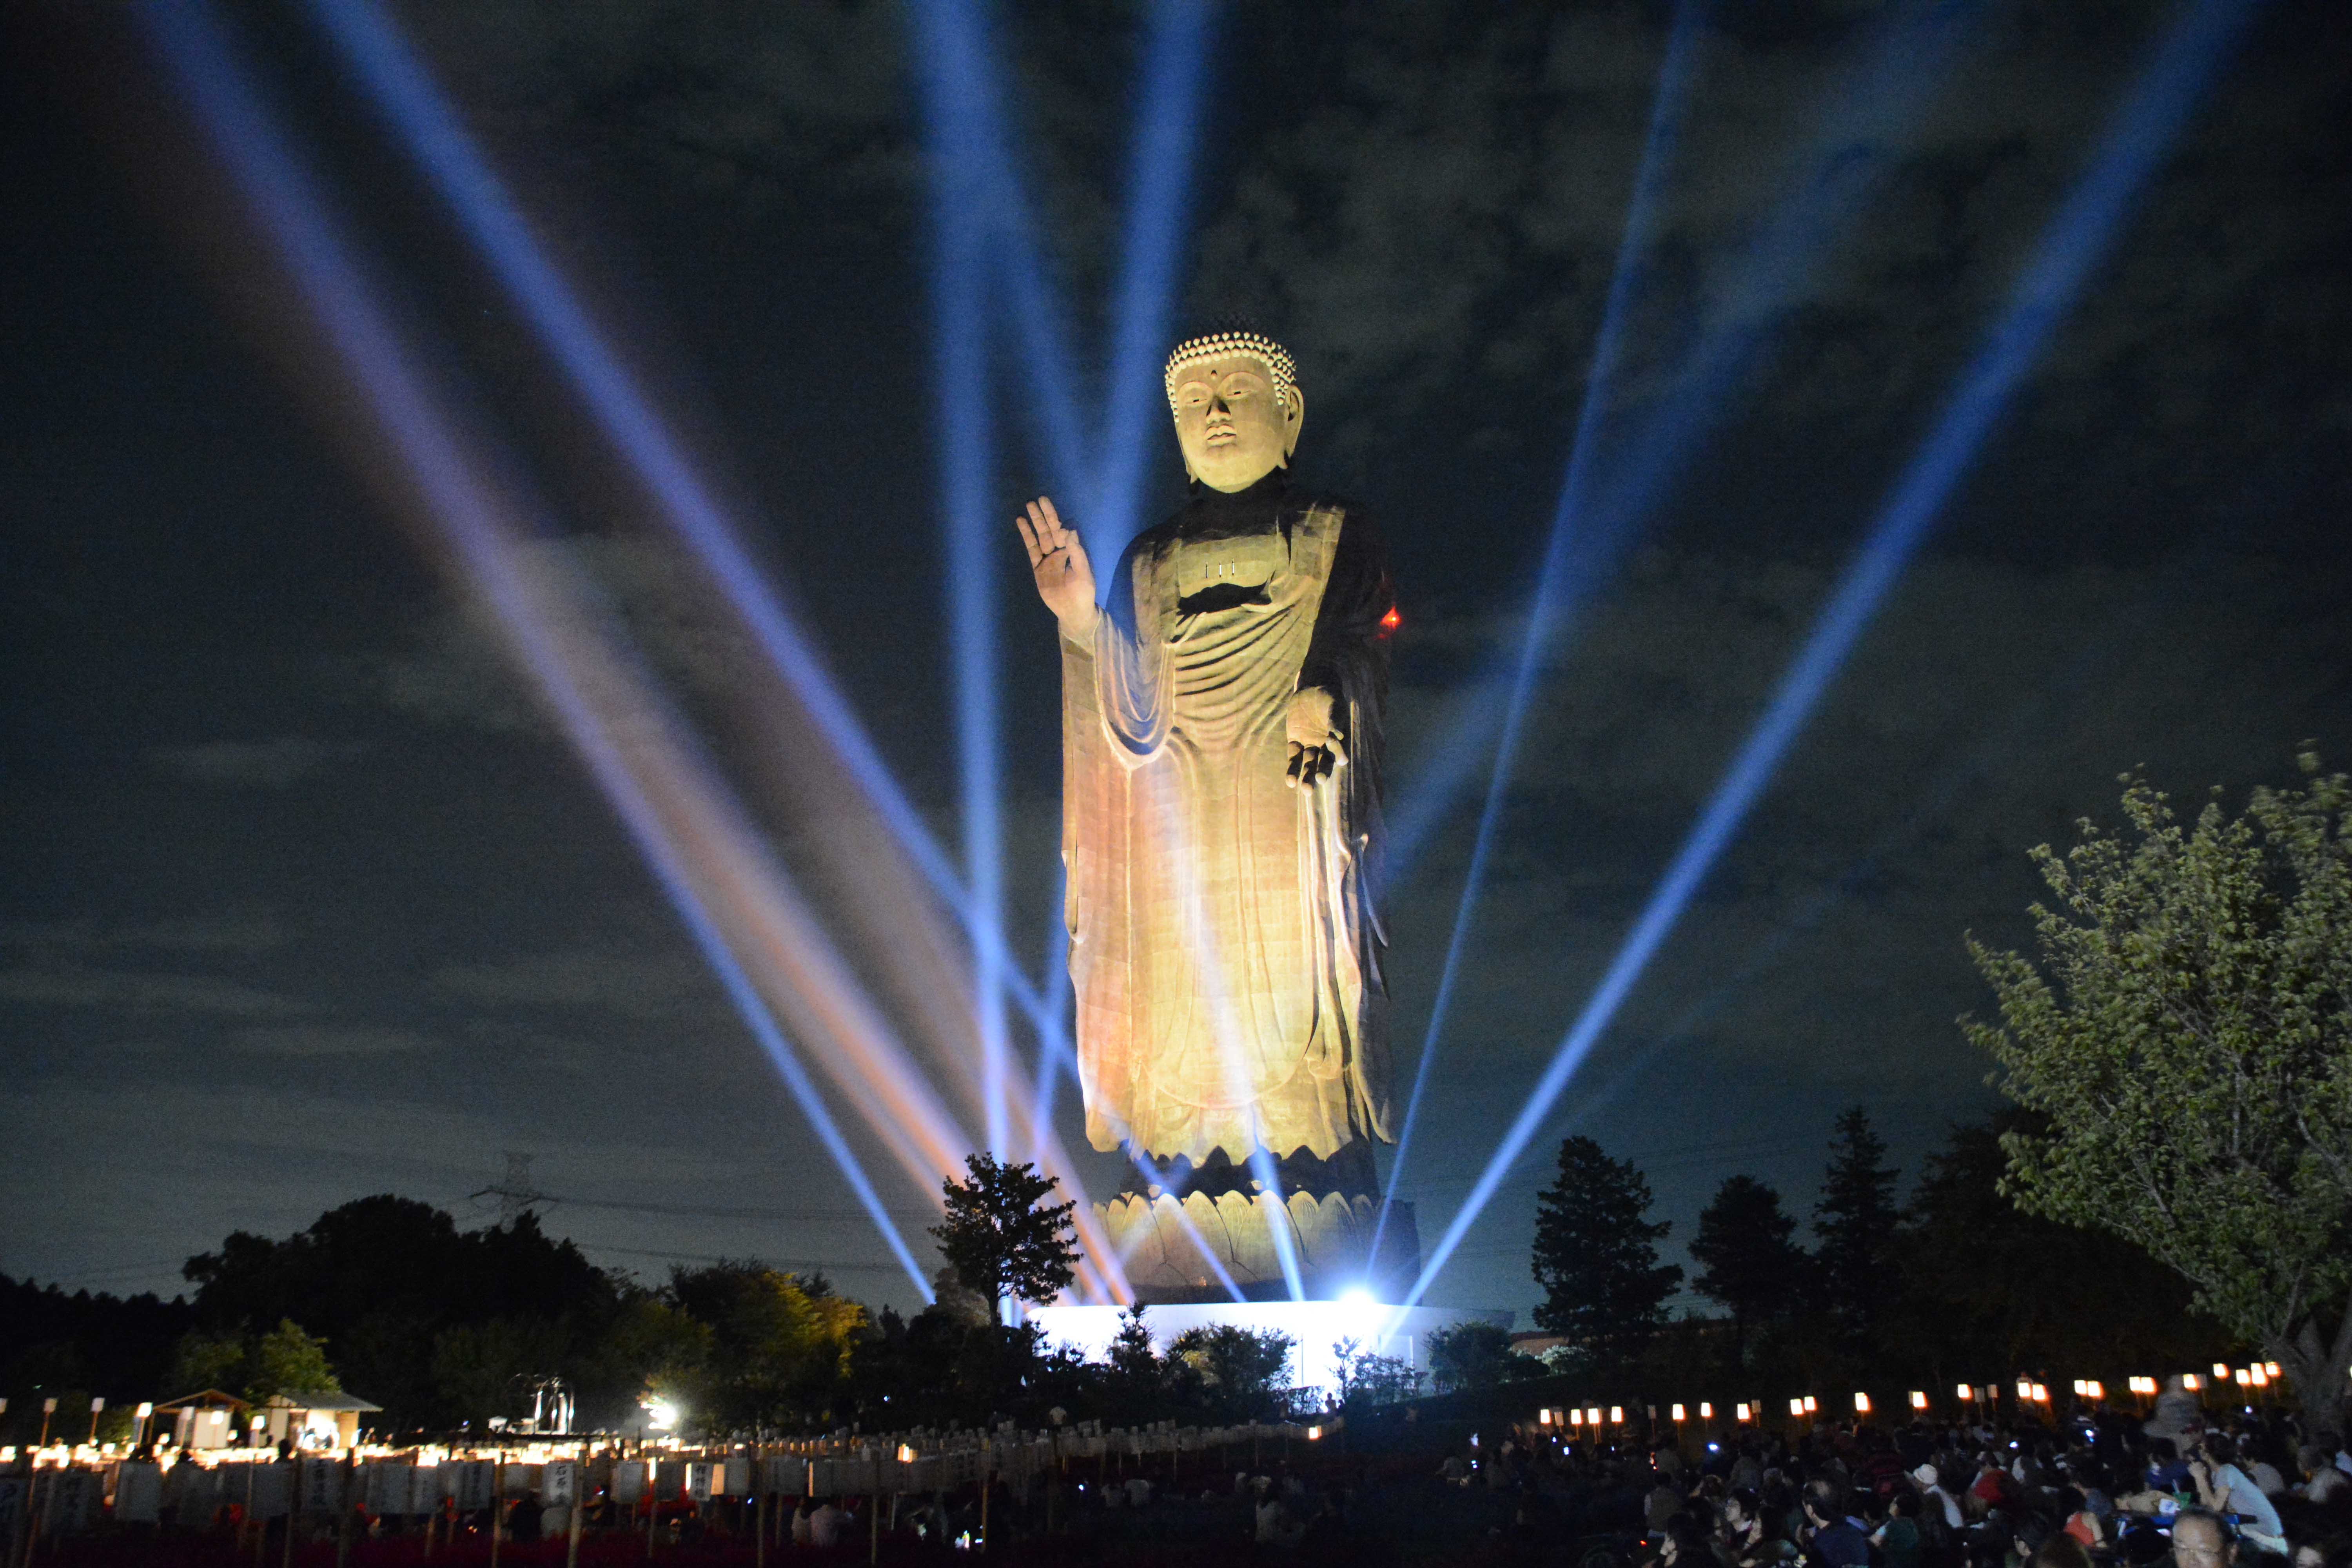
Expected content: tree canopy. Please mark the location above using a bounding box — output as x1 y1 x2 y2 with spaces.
1814 1107 1900 1345
1968 759 2352 1423
1530 1135 1682 1368
929 1153 1078 1313
1689 1174 1807 1368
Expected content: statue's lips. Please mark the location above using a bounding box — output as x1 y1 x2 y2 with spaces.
1203 428 1238 446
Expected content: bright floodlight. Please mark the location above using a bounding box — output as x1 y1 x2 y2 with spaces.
1339 1287 1375 1308
642 1399 679 1432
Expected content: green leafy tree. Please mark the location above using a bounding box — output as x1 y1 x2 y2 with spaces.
168 1318 339 1405
929 1154 1078 1315
1107 1305 1161 1397
1332 1340 1421 1407
1169 1324 1295 1419
1688 1175 1808 1368
1967 761 2352 1425
662 1262 865 1434
1426 1320 1520 1393
1814 1108 1900 1345
167 1331 249 1398
1530 1136 1683 1370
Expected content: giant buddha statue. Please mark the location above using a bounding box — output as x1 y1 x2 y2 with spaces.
1016 328 1418 1301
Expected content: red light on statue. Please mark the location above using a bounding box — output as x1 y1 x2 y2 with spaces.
1379 606 1401 633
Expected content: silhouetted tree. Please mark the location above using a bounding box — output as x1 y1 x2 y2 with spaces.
1689 1175 1808 1368
1531 1136 1682 1371
1813 1107 1899 1347
1426 1320 1523 1393
1877 1113 2228 1390
929 1154 1078 1316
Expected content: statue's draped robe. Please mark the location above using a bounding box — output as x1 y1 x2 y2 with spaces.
1061 474 1393 1167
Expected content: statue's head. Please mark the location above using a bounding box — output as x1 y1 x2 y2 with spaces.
1163 329 1305 492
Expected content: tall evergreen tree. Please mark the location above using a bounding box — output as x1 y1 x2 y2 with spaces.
929 1153 1078 1315
1813 1107 1900 1345
1531 1136 1683 1368
1688 1175 1808 1368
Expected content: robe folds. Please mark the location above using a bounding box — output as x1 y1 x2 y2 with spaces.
1060 473 1393 1166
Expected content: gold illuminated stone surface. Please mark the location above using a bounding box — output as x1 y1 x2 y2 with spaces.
1018 332 1409 1303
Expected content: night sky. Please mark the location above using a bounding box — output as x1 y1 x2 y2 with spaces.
5 0 2349 1325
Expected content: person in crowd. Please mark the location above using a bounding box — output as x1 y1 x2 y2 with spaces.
2192 1434 2288 1554
1804 1479 1873 1568
1916 1465 1966 1532
2171 1509 2237 1568
2295 1445 2350 1507
2063 1488 2114 1551
1643 1512 1716 1568
2031 1531 2093 1568
790 1495 814 1546
1874 1487 1925 1568
808 1496 852 1549
2288 1534 2352 1568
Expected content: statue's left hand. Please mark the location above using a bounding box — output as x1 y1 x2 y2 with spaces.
1285 687 1345 789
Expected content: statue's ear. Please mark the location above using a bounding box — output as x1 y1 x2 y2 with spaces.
1281 383 1306 460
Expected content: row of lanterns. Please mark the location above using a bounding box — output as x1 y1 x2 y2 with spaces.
1530 1362 2288 1434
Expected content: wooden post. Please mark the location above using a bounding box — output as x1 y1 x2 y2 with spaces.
281 1463 296 1568
19 1467 46 1568
751 1449 765 1568
867 1491 878 1568
336 1449 356 1568
489 1458 503 1568
565 1468 583 1568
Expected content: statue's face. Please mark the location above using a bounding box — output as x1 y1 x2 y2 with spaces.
1169 352 1305 492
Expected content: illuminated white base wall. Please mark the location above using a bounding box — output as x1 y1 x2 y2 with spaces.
1027 1299 1510 1400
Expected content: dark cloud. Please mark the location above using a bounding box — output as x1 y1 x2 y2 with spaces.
144 737 355 788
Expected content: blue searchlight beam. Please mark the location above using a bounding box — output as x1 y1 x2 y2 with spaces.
1398 0 2262 1312
1375 0 1702 1259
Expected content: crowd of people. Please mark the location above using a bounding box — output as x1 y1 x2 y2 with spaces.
1435 1393 2352 1568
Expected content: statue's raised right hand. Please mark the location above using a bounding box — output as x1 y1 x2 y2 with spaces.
1016 496 1098 637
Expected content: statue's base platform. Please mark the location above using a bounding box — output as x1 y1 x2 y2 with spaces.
1027 1299 1510 1400
1095 1186 1419 1303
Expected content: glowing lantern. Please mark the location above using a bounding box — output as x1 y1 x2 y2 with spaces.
2086 1381 2104 1401
1910 1392 1929 1410
1956 1385 1973 1401
1569 1409 1582 1427
2181 1374 2202 1392
2263 1361 2281 1378
1789 1399 1805 1418
1609 1407 1623 1425
2016 1379 2034 1401
1736 1404 1750 1423
1671 1405 1686 1422
1699 1403 1713 1420
1853 1393 1871 1414
1803 1396 1817 1414
1587 1408 1601 1426
2214 1363 2230 1378
2031 1384 2049 1404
